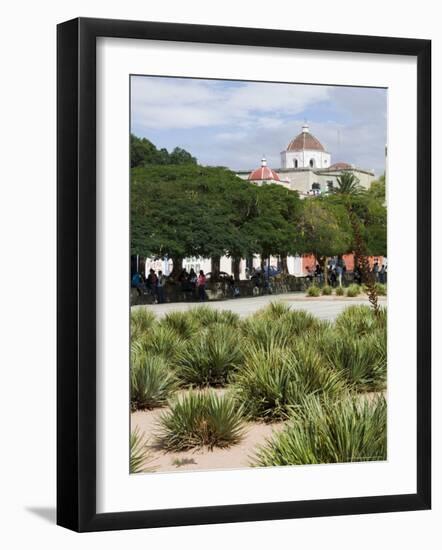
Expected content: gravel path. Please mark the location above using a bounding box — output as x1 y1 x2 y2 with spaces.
132 293 386 322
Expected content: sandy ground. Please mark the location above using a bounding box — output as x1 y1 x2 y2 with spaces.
133 292 386 322
131 295 387 473
131 406 285 474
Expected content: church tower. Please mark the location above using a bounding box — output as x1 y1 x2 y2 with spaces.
280 124 331 170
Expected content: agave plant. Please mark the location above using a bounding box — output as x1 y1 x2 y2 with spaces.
284 309 323 337
159 310 198 339
130 428 155 473
321 330 387 391
253 394 387 466
187 306 222 327
322 285 333 296
217 309 241 326
131 353 179 410
133 324 187 367
375 283 387 296
241 317 292 349
335 304 384 336
233 342 345 421
256 301 291 321
307 285 321 297
158 391 245 451
176 323 243 386
346 283 361 298
130 307 156 339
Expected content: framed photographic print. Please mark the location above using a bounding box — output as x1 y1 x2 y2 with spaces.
57 17 431 532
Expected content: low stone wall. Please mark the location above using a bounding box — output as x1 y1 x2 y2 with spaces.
130 276 308 306
129 272 378 306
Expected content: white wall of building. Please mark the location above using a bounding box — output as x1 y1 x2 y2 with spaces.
281 149 331 170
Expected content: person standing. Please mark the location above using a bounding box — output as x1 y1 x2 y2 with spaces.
131 272 145 295
197 270 207 302
379 264 386 284
147 268 158 302
189 268 197 289
157 270 166 303
336 263 343 287
373 260 379 282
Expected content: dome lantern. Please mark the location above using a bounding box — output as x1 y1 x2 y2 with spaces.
248 156 280 184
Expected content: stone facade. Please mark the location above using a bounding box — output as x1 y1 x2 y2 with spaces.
237 124 376 196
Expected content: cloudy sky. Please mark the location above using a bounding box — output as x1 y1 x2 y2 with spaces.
131 75 387 176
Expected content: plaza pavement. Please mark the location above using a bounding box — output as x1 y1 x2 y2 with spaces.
132 292 387 322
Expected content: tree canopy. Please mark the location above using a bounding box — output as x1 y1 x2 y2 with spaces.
131 164 303 264
295 198 352 262
328 171 387 256
130 134 197 168
131 158 387 275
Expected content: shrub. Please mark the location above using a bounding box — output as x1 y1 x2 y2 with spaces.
346 284 361 297
253 394 387 466
257 301 291 320
217 309 241 326
134 325 186 364
176 323 243 386
158 391 245 450
241 317 292 349
321 330 387 391
130 308 156 338
233 343 345 421
130 428 155 473
307 285 320 297
335 305 385 336
335 286 345 296
131 354 178 409
375 283 387 296
284 309 323 337
322 285 332 296
159 310 197 339
187 305 240 328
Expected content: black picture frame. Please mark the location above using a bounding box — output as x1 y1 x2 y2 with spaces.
57 17 431 532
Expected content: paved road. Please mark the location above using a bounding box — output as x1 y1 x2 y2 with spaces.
132 293 386 322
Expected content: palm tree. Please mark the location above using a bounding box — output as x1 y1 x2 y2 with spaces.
334 171 363 196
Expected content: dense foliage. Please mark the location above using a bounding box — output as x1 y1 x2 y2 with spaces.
158 391 245 450
130 302 387 459
131 163 303 269
131 134 197 168
253 394 387 466
131 161 386 278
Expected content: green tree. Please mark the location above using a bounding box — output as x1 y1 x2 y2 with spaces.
131 165 304 280
295 198 351 284
169 147 197 165
130 134 197 168
331 171 387 313
368 173 386 202
244 184 302 272
131 165 256 278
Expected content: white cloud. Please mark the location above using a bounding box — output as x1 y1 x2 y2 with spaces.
131 76 330 131
131 76 387 176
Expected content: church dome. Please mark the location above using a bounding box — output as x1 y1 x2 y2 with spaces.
248 156 280 181
286 124 326 152
328 162 353 170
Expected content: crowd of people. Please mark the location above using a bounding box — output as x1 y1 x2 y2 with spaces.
305 259 387 287
178 268 207 301
131 259 387 304
131 267 208 303
131 268 167 303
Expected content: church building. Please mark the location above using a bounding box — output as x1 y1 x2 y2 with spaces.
237 124 376 195
141 124 382 280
